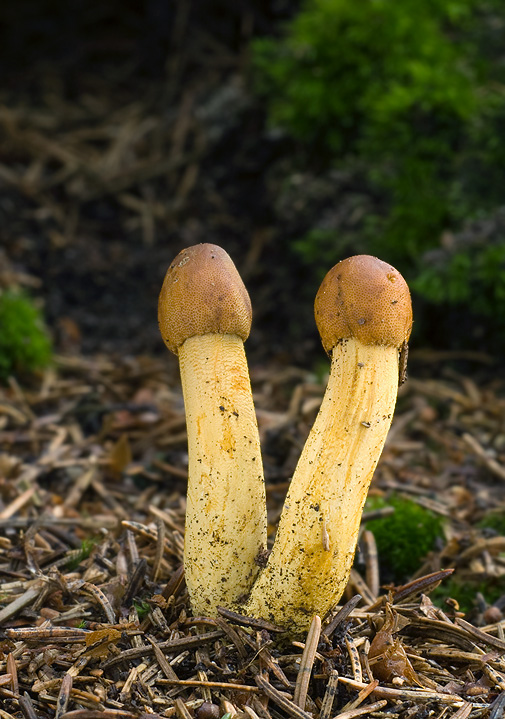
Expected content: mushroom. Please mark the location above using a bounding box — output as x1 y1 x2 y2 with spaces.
244 255 412 631
158 244 267 616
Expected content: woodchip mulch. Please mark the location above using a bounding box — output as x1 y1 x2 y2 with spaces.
1 351 505 719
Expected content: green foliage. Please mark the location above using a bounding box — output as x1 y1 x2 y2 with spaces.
254 0 478 158
65 537 99 571
364 495 445 582
133 599 151 619
433 512 505 613
293 227 364 278
415 241 505 316
478 510 505 535
0 290 52 382
432 576 505 615
253 0 505 335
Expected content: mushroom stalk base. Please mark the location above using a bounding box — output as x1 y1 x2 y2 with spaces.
179 333 267 617
243 338 399 632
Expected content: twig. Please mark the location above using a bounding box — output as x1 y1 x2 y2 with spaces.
319 669 339 719
334 700 387 718
293 615 321 710
324 595 362 637
255 675 313 719
463 433 505 482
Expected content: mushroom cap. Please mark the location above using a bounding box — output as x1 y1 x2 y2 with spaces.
158 244 252 354
314 255 412 353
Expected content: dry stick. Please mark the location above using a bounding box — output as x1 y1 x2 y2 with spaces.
344 635 363 683
58 712 138 719
158 679 259 691
6 654 17 696
175 698 195 719
450 704 472 719
0 584 43 625
0 487 38 520
361 530 379 598
217 606 284 633
489 691 505 719
455 617 505 651
257 647 293 690
214 617 248 660
221 699 239 718
255 675 313 719
483 663 505 692
55 674 73 719
73 581 116 624
146 636 179 681
4 627 87 642
319 669 339 719
162 564 185 600
335 701 388 719
391 569 454 605
0 516 118 529
152 517 165 582
338 679 379 713
463 432 505 481
338 677 463 706
18 693 39 719
347 570 376 607
293 616 321 710
102 630 224 669
0 707 18 719
324 595 362 638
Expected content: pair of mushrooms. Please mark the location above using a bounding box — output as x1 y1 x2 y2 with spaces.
158 245 412 632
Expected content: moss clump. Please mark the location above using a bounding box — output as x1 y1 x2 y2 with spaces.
0 290 53 382
478 510 505 536
364 494 445 582
432 576 505 615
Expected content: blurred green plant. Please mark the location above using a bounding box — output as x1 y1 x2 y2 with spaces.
431 511 505 613
432 576 505 615
478 510 505 535
65 537 99 571
133 599 151 619
414 239 505 317
364 494 445 582
253 0 505 333
0 289 53 382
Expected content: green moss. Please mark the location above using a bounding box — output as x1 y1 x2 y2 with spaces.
65 537 99 571
414 242 505 319
254 0 479 159
253 0 505 336
133 599 151 619
432 576 505 615
364 494 445 582
478 510 505 535
0 290 53 382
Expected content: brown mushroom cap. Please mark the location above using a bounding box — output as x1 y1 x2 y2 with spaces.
158 244 252 354
314 255 412 353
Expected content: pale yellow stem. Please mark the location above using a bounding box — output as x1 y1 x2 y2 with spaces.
244 338 399 631
179 332 267 616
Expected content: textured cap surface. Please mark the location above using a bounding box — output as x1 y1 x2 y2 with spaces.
314 255 412 352
158 244 252 354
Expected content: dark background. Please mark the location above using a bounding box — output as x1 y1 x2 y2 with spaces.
1 0 313 364
0 0 502 369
